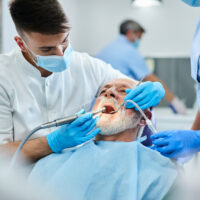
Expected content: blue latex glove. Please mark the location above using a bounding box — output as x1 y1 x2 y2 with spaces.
47 111 100 153
124 81 165 110
150 130 200 159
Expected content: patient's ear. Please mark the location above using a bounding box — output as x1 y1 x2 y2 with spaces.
139 110 152 126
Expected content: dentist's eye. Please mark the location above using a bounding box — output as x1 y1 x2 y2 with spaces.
42 48 51 53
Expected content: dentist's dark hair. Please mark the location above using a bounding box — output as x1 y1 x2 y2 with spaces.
9 0 70 35
120 20 145 35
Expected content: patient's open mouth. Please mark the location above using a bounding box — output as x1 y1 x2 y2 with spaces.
102 104 116 114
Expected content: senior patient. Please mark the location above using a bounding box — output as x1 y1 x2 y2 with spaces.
29 78 178 200
94 78 150 142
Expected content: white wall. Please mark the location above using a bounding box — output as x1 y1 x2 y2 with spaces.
2 0 17 53
60 0 200 57
2 0 200 57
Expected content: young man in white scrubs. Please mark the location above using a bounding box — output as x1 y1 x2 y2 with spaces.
0 0 165 163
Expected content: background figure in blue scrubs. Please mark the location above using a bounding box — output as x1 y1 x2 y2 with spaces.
97 20 187 115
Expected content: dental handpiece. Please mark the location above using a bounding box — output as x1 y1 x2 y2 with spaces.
9 107 106 170
41 107 106 129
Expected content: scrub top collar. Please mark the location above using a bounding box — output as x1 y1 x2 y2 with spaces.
117 34 132 44
15 47 54 82
118 34 138 49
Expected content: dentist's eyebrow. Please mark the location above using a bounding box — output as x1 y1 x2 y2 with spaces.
61 34 69 43
38 33 70 50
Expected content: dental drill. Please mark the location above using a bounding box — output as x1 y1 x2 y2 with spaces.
41 107 106 129
9 107 106 170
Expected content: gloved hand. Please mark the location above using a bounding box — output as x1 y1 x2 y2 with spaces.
169 97 187 115
150 130 200 159
46 111 100 153
124 81 165 110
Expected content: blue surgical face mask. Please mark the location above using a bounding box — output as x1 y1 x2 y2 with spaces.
132 39 140 49
26 43 73 73
181 0 200 7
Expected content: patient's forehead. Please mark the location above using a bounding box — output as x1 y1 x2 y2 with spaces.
102 78 138 89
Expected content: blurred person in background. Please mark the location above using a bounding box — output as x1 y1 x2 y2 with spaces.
97 19 187 115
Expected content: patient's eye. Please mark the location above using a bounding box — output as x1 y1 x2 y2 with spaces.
99 90 106 95
119 90 126 93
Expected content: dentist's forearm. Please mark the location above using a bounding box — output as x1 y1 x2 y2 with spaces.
144 74 175 103
192 111 200 130
0 137 52 162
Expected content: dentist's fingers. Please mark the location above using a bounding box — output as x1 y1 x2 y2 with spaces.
71 113 93 127
80 128 101 143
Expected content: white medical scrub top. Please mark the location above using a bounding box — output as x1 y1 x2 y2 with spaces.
191 17 200 110
0 48 125 144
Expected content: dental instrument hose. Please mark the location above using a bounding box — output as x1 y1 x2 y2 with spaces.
124 100 157 134
9 108 105 170
9 125 43 170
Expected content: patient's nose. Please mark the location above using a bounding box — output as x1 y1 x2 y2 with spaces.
104 88 117 99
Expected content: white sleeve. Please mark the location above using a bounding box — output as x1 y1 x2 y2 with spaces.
0 85 13 144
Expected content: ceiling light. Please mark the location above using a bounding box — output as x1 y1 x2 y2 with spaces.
132 0 162 8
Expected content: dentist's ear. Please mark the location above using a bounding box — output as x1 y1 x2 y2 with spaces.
139 110 152 126
14 36 27 52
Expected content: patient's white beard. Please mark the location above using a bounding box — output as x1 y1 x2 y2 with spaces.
96 98 141 136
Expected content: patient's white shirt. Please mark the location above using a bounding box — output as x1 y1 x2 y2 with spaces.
0 48 125 143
